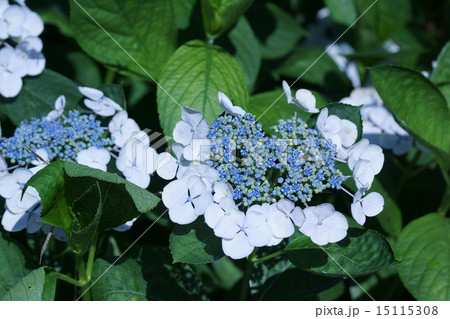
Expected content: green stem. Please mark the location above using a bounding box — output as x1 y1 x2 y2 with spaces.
104 68 116 85
251 249 286 263
86 233 98 283
54 272 84 287
239 250 256 301
75 254 91 301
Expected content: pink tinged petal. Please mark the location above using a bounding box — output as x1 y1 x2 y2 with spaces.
156 152 177 180
173 120 194 146
362 192 384 217
181 106 204 127
79 86 104 100
0 173 20 198
162 179 188 209
2 210 28 232
290 207 305 227
282 80 293 103
214 214 240 239
0 72 23 98
169 202 197 225
310 225 331 245
205 203 225 229
222 233 254 260
351 201 366 225
267 210 294 238
192 192 213 216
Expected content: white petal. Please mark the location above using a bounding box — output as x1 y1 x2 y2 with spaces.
214 213 240 239
282 80 293 103
324 115 342 135
323 211 348 243
295 89 318 113
204 203 225 229
2 210 28 232
362 192 384 217
124 169 150 188
299 207 318 236
316 107 328 132
310 225 331 245
246 222 273 247
290 207 305 227
194 119 210 139
192 192 213 216
180 106 204 127
276 198 295 215
313 203 335 221
213 182 234 202
339 119 358 148
162 179 188 208
267 210 294 238
169 202 197 225
0 72 23 98
13 168 33 184
156 152 177 180
217 91 246 116
173 120 194 146
361 144 384 174
103 97 122 111
23 9 44 36
351 201 366 225
0 173 20 198
78 86 103 100
222 233 254 259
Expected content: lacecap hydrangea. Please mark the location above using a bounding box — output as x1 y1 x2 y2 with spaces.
161 81 386 259
0 86 168 238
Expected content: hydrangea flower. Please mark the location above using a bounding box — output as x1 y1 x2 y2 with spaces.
79 86 123 117
161 84 385 259
0 45 28 97
108 110 140 147
299 204 348 245
351 191 384 225
76 146 111 172
0 168 40 214
282 80 319 114
46 95 65 121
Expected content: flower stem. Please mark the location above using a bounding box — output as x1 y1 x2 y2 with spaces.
85 233 98 283
104 68 116 85
250 249 286 263
54 272 85 287
239 250 256 300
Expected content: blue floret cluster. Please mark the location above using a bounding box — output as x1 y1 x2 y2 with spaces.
0 111 113 165
208 114 346 206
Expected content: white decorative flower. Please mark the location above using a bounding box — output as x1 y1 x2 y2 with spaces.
2 209 28 231
249 203 283 246
116 131 153 188
348 139 384 176
153 143 189 180
213 181 234 203
316 107 343 147
299 203 348 246
180 163 219 192
0 168 40 214
46 95 65 121
204 196 238 229
282 80 319 113
0 46 28 98
217 91 246 116
351 191 384 225
108 110 140 147
172 106 209 146
20 6 44 39
78 86 123 117
76 147 111 172
15 36 45 76
162 177 213 225
215 209 273 259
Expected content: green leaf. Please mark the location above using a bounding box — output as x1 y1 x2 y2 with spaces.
285 228 397 277
70 0 177 80
91 255 193 301
170 219 224 264
0 69 82 125
437 83 450 109
98 84 127 109
371 65 450 156
276 47 352 94
201 0 254 39
38 5 74 38
0 267 56 301
228 17 261 90
24 161 160 254
324 0 357 26
157 39 248 136
211 257 243 290
431 41 450 85
396 213 450 300
0 233 33 299
356 0 411 42
67 52 102 87
248 89 328 134
247 3 306 60
173 0 197 29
